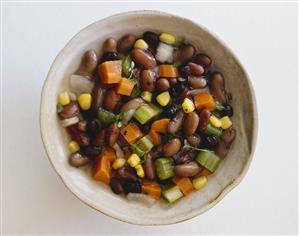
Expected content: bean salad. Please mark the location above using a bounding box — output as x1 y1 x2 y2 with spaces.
56 31 236 205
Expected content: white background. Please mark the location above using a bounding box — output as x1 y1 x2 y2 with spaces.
2 2 298 235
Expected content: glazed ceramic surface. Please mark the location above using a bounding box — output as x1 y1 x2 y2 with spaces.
40 10 257 225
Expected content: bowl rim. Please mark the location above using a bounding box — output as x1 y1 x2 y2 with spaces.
40 10 258 225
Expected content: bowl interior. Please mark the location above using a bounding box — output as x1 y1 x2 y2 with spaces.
40 11 257 225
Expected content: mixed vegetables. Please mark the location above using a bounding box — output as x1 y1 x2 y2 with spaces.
56 31 236 205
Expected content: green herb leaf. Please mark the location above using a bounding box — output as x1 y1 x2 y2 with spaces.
122 56 132 77
215 101 225 111
183 139 213 153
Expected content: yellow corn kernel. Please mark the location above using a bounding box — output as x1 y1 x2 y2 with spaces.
192 176 207 190
127 154 141 167
159 33 176 45
134 39 149 49
58 91 70 106
182 98 195 113
135 164 145 178
210 115 222 128
112 158 126 170
68 140 80 153
140 91 152 102
78 93 92 110
220 116 232 129
156 91 170 107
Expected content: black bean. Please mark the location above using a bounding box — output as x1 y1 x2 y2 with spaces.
222 104 234 117
123 179 142 194
110 177 124 194
86 119 101 134
203 135 219 148
143 31 159 49
101 52 119 62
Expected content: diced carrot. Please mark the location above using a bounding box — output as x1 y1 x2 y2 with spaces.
173 176 194 195
98 60 122 84
142 181 162 200
150 118 170 134
158 65 178 78
194 92 216 111
93 155 111 184
115 78 135 96
148 130 161 145
101 147 116 162
120 123 143 144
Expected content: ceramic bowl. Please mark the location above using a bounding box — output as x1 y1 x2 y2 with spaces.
40 10 258 225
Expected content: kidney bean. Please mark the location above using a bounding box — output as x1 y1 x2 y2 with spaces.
168 110 185 133
177 44 195 62
188 62 204 76
120 98 145 112
215 128 236 158
77 120 87 132
69 152 89 167
131 49 156 69
174 150 196 164
117 34 136 53
193 53 212 69
198 109 211 132
169 78 177 86
103 37 117 52
103 88 121 111
92 129 106 146
143 31 159 49
186 134 201 147
110 177 124 194
188 76 207 89
80 145 102 157
174 161 201 177
58 102 80 119
210 72 227 104
183 112 199 136
106 123 119 147
156 78 170 91
67 125 90 147
91 84 105 111
76 50 98 79
163 138 181 157
140 70 156 92
144 154 155 180
86 119 101 134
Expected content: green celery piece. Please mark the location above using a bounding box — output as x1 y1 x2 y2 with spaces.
134 104 162 124
131 144 145 157
196 150 221 172
155 157 174 180
97 108 117 125
137 136 154 152
162 186 183 203
205 123 222 136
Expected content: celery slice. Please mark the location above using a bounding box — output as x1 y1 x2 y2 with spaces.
155 157 174 180
97 108 117 125
134 104 162 124
162 186 183 203
196 150 220 173
204 123 222 136
131 135 154 157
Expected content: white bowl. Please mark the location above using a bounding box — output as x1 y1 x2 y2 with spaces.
40 10 258 225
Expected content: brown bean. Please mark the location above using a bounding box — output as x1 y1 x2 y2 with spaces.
66 125 90 147
169 78 177 86
131 48 156 69
103 37 117 52
117 34 136 53
156 78 170 91
188 76 207 89
69 152 89 167
216 128 236 158
120 98 145 112
58 102 80 119
186 134 201 147
103 88 121 111
106 123 119 147
163 138 181 157
174 161 201 177
144 154 155 180
174 150 196 164
177 44 195 62
188 62 204 76
76 50 98 79
140 70 156 92
92 129 106 146
198 109 211 132
168 110 185 133
183 112 199 136
186 88 208 96
91 84 105 111
210 72 227 104
193 53 212 69
110 177 124 194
